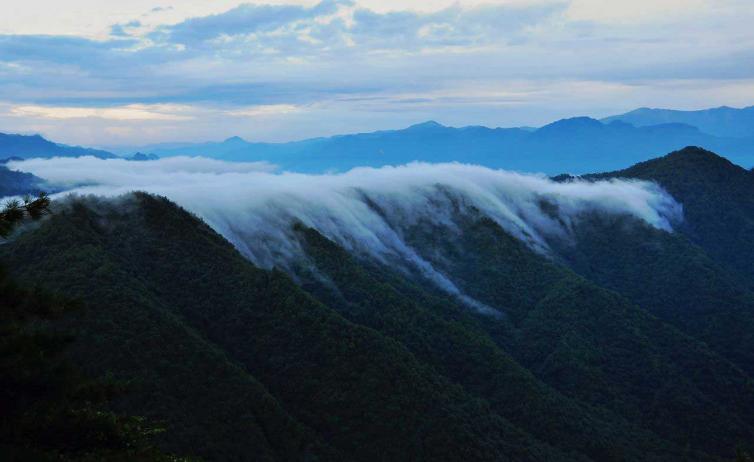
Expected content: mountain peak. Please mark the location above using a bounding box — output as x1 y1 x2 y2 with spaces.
406 120 445 130
664 146 734 165
615 146 745 180
537 117 603 133
223 136 246 144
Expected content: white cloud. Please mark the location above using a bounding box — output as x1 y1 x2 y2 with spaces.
9 104 195 121
7 156 681 312
565 0 720 23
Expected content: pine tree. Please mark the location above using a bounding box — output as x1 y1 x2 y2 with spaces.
0 192 50 238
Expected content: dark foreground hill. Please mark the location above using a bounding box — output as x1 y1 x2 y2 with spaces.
589 146 754 284
2 147 754 460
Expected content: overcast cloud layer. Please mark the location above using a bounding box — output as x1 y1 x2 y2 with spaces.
8 156 682 310
1 0 753 145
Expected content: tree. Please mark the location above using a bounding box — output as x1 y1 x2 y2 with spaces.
0 192 50 238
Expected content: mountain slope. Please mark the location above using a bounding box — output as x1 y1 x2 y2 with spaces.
546 211 754 378
0 193 570 461
292 225 686 461
590 146 754 284
555 147 754 378
0 197 327 461
387 209 754 458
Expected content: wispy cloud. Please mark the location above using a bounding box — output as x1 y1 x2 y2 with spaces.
9 104 195 121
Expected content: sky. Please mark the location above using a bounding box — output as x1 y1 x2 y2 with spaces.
1 0 753 146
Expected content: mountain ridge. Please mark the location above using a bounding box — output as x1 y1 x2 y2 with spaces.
0 133 116 160
104 116 754 174
602 105 754 138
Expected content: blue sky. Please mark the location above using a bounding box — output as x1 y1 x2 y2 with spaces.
1 0 753 146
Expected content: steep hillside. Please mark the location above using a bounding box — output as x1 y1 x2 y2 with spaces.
0 193 570 462
591 146 754 283
544 211 754 377
387 209 754 458
292 225 684 461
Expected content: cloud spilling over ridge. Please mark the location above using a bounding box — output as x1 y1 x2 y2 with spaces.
8 156 682 312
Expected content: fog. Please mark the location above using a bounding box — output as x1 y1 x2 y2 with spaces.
8 156 683 312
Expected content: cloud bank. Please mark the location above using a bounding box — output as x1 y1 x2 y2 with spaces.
7 156 682 312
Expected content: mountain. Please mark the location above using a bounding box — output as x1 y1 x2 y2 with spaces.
603 106 754 138
0 133 116 160
10 107 754 174
0 166 44 198
558 148 754 378
125 152 159 161
0 195 569 461
589 146 754 284
140 118 754 174
3 147 754 460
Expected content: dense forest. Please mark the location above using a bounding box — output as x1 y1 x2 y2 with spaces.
1 146 754 461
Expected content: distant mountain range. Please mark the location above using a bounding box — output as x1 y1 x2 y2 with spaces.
122 106 754 174
3 105 754 174
603 105 754 138
0 133 116 161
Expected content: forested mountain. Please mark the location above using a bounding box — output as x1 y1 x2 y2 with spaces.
2 147 754 461
588 146 754 284
136 118 754 173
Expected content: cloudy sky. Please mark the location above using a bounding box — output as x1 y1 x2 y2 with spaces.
1 0 753 146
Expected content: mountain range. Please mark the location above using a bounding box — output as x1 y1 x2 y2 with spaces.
2 146 754 461
603 105 754 138
0 133 115 161
126 117 754 174
3 105 754 175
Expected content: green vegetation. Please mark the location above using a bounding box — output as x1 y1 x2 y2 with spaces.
591 146 754 284
294 224 687 461
0 263 181 461
2 146 754 461
393 209 754 458
575 147 754 375
1 192 49 237
0 194 558 461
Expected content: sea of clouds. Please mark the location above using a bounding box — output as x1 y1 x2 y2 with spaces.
7 156 683 312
